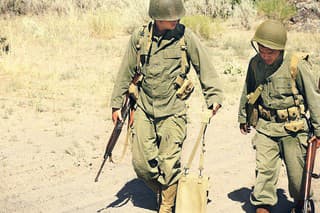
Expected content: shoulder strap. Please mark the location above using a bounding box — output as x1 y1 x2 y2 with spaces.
290 52 309 104
290 52 309 80
136 23 154 72
185 113 210 176
179 36 188 76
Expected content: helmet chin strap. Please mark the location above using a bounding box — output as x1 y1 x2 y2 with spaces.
251 41 258 54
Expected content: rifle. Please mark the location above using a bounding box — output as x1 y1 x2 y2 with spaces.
94 72 142 182
302 118 320 213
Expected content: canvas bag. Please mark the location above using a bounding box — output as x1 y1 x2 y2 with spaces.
175 115 211 213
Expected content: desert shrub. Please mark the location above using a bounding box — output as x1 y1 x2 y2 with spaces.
255 0 296 22
223 62 245 76
185 0 234 18
0 0 72 15
181 15 223 39
230 0 256 29
89 9 121 39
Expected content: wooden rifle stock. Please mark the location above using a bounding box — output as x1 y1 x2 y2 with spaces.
302 117 319 213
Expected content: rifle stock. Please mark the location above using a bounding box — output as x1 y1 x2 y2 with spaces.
302 136 318 212
302 117 319 213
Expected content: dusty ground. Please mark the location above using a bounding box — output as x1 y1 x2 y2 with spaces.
1 20 320 213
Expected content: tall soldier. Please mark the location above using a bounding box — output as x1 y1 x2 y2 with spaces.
110 0 223 212
238 19 320 213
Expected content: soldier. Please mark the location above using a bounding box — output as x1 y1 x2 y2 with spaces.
110 0 223 212
238 19 320 213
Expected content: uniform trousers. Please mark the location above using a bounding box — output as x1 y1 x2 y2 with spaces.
131 106 187 191
251 131 308 206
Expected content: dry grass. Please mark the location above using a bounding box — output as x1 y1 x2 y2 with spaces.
0 14 128 115
0 7 319 113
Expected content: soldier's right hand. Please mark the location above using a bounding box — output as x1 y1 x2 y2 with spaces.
240 123 251 135
112 108 123 125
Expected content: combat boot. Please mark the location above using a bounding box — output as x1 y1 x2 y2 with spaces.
256 207 270 213
158 183 177 213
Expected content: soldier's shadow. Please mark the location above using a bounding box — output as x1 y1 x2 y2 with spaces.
97 178 157 212
228 187 294 213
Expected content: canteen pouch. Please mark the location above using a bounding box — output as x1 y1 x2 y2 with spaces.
176 78 194 100
175 173 209 213
284 120 305 132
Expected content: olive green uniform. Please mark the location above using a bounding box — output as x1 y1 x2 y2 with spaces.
238 52 320 206
111 22 223 190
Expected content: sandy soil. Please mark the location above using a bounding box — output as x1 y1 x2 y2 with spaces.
1 33 320 213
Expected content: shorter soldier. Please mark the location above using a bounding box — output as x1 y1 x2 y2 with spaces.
238 19 320 213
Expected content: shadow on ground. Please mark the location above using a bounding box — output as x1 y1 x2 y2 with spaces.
228 187 294 213
97 178 157 212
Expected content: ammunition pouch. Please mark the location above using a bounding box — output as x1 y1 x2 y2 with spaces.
175 77 194 100
276 109 288 122
258 105 305 123
287 106 300 120
284 120 305 132
258 104 306 132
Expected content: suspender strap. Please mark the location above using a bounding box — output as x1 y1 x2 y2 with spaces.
135 26 145 72
179 36 188 77
185 113 210 176
136 23 154 71
290 54 300 97
290 52 309 106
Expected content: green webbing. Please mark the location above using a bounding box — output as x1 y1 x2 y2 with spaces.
179 36 188 77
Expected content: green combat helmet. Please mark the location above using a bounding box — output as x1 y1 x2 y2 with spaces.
252 20 287 50
149 0 186 21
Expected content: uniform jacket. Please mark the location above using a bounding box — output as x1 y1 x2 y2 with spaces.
111 22 223 118
238 52 320 137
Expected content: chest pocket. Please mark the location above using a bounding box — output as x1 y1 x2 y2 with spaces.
164 47 181 59
268 76 292 97
162 47 182 72
272 77 292 95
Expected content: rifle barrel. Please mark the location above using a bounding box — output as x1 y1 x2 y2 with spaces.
94 156 108 182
